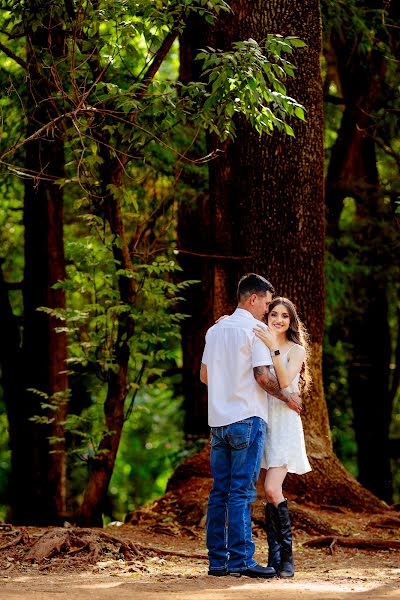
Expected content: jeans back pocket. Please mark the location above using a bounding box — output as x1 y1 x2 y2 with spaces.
227 418 252 449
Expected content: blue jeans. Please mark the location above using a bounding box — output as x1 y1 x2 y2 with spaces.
206 416 266 572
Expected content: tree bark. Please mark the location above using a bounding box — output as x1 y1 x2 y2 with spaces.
7 18 69 524
178 23 217 435
176 0 386 510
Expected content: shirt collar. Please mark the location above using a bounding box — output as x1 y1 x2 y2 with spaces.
234 307 256 320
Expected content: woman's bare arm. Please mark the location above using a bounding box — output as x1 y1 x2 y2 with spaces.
254 366 302 414
254 326 305 388
269 345 304 388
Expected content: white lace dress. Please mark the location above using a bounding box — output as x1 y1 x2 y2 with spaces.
261 345 311 475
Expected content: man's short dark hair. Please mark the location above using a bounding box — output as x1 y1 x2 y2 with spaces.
237 273 275 302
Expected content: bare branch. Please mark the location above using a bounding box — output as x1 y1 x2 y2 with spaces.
0 160 61 182
138 30 179 98
0 41 29 71
175 248 256 261
371 135 400 170
0 112 67 162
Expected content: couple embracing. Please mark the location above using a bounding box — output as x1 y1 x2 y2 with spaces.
200 273 311 579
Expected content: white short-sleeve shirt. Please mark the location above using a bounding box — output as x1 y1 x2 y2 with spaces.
201 307 272 427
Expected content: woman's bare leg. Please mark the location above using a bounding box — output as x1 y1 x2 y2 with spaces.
264 466 288 506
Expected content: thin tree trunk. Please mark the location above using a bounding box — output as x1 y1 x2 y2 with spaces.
77 153 136 526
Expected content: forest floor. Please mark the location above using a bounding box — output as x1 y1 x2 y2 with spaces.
0 493 399 600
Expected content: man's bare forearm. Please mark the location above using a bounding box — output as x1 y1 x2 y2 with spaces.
253 366 290 403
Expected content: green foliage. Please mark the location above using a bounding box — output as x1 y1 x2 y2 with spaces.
30 223 192 454
324 242 358 472
0 1 306 182
0 392 10 521
191 35 305 140
324 196 400 477
0 182 24 291
109 382 185 517
322 0 384 55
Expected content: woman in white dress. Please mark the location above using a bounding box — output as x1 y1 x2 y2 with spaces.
253 297 311 579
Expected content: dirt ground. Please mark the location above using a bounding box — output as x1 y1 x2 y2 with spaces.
0 503 399 600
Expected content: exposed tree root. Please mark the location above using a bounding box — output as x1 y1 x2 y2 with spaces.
12 527 205 568
303 536 400 551
282 503 337 536
368 516 400 529
0 528 30 551
319 505 347 513
24 528 145 564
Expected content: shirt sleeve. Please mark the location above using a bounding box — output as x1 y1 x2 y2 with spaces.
201 329 210 365
201 342 209 366
252 336 273 368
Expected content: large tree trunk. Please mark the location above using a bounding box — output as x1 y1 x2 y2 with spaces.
178 24 218 436
18 139 68 524
325 17 393 502
8 19 68 524
176 0 386 510
177 194 214 435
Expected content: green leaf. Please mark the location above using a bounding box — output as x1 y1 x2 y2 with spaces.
294 106 306 121
283 123 295 136
286 37 307 48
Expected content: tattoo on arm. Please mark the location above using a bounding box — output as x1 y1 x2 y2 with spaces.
254 366 290 403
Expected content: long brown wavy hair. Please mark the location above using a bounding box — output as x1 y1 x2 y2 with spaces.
265 297 312 391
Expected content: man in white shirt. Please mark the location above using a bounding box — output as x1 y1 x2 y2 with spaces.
200 273 301 578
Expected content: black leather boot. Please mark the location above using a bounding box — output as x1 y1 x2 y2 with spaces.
264 503 281 575
277 499 294 578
